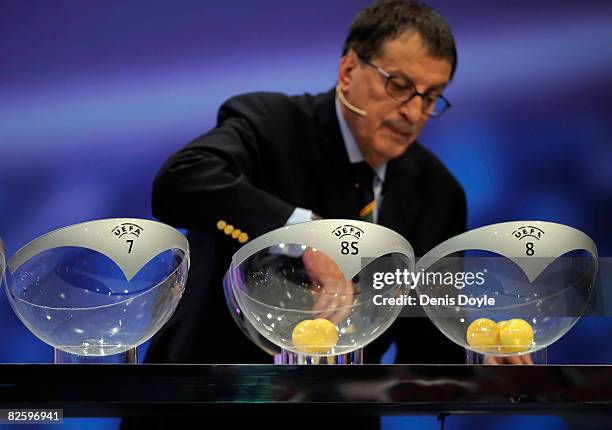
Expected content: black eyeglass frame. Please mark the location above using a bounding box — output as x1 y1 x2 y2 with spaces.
358 55 452 117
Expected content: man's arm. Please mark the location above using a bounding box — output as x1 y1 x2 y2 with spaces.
152 96 295 240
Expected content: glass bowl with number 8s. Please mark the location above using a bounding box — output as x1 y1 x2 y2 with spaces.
225 220 415 357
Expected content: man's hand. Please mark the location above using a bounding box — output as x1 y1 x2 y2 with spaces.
302 248 354 325
484 354 533 364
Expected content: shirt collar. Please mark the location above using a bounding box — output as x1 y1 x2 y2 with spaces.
335 96 387 182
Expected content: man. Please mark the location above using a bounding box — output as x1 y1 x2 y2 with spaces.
146 0 466 366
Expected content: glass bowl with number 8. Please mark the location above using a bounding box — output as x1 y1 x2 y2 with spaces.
414 221 598 358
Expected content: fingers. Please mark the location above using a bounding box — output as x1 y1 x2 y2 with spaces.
303 247 356 327
483 354 533 365
303 248 340 279
304 247 352 310
484 355 502 365
312 294 333 314
328 294 354 325
312 282 353 322
505 355 524 365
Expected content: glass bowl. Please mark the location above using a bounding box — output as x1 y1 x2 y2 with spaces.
225 220 415 358
415 221 598 358
4 218 189 360
223 271 280 356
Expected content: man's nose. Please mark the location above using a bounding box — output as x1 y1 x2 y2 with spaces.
398 95 423 124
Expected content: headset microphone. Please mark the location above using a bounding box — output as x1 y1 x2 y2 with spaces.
336 84 368 116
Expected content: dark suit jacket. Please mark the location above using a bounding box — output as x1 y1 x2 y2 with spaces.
146 88 467 364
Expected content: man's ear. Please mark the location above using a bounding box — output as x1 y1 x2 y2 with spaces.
338 51 358 91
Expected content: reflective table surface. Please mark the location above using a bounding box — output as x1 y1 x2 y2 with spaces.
0 364 611 417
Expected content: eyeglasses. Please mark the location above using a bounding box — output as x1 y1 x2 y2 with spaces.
358 55 451 117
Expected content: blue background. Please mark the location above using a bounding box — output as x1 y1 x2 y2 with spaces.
1 1 611 428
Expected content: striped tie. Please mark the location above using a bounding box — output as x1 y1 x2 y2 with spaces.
352 162 376 223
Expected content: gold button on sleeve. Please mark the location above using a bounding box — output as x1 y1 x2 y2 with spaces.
238 232 249 243
231 229 241 239
224 225 234 235
216 220 227 230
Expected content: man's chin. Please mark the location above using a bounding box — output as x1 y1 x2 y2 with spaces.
364 149 402 166
371 139 414 162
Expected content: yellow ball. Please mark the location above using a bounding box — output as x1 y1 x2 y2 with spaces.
292 318 339 354
499 318 534 353
466 318 500 352
497 320 508 330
